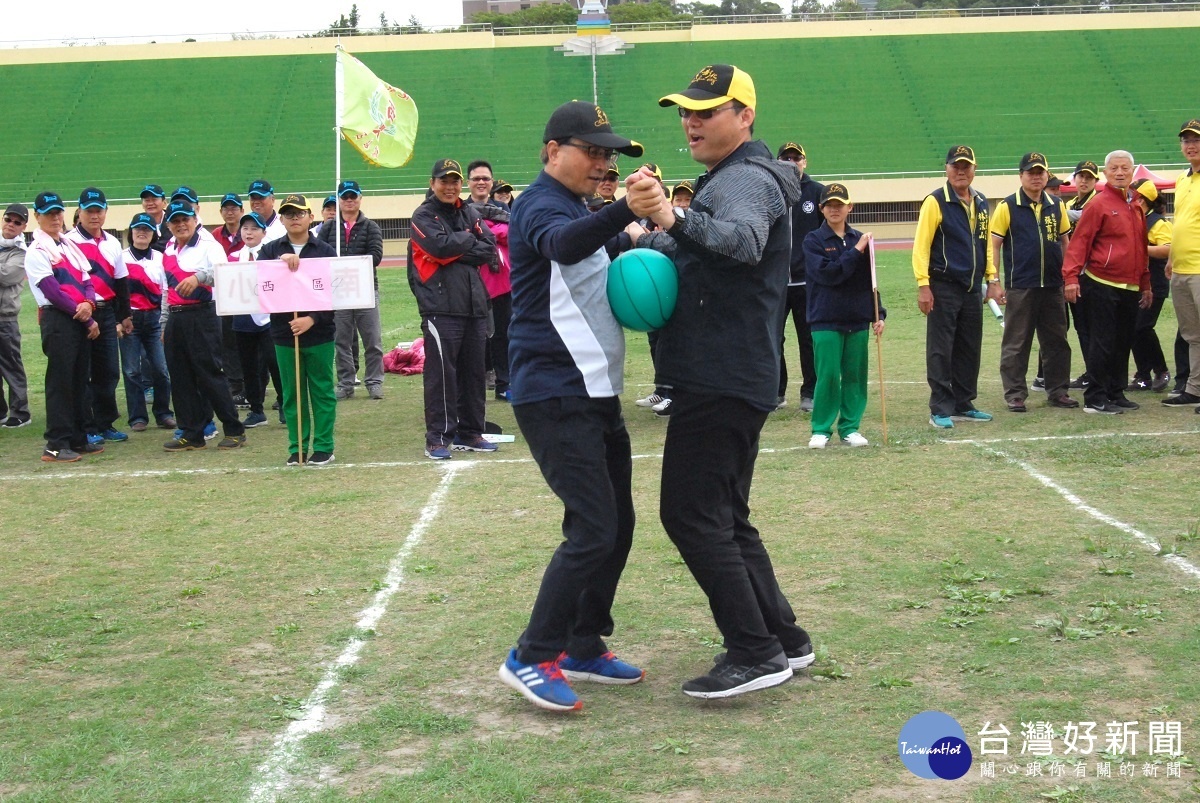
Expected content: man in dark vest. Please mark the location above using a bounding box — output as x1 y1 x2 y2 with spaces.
913 145 1004 429
776 141 824 412
989 152 1078 413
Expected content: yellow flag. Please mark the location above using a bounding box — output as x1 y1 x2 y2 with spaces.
336 49 418 168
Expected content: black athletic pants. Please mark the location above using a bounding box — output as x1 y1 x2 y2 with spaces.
925 281 983 417
164 304 245 443
1079 274 1139 408
778 283 815 400
40 307 90 451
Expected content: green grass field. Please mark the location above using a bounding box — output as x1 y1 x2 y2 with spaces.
1 250 1198 802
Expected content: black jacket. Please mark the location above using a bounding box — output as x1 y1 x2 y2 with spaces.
788 172 825 284
257 235 338 347
407 195 495 318
316 212 384 273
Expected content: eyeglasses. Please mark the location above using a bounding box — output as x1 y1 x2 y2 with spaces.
779 155 803 163
3 216 24 225
469 176 492 182
561 141 616 161
1182 136 1200 145
678 104 737 120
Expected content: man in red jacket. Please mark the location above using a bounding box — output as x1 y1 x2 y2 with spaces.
1062 150 1152 414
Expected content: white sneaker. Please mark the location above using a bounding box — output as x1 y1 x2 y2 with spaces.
651 396 672 413
843 432 869 447
808 434 829 449
636 393 663 408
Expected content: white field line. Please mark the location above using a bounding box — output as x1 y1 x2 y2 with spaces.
976 445 1200 581
246 463 471 803
948 430 1199 446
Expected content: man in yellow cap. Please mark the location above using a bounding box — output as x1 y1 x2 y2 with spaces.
633 64 813 701
1167 118 1200 407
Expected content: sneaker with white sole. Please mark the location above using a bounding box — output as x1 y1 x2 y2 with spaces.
951 409 992 422
929 414 954 429
843 432 869 447
636 393 663 408
558 651 645 685
682 652 792 700
808 433 828 449
498 649 582 712
716 641 814 672
653 398 673 417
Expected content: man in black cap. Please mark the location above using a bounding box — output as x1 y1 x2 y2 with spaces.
597 159 620 202
408 159 498 459
499 99 662 713
913 145 1003 429
989 152 1076 413
316 179 385 401
67 187 131 445
139 184 170 252
248 179 287 243
0 203 31 428
776 141 824 412
634 65 813 700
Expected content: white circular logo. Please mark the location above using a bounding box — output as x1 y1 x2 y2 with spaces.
802 201 816 214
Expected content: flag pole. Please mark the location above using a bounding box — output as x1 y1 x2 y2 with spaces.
293 312 304 464
869 235 888 445
334 43 344 258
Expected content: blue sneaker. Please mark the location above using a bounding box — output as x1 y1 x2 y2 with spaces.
452 435 498 452
242 412 268 428
425 444 452 460
101 428 129 442
204 422 218 440
952 409 993 422
559 651 645 685
87 432 104 446
498 649 582 712
929 414 954 429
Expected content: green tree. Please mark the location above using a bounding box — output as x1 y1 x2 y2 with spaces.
310 4 360 37
792 0 824 14
609 1 687 23
473 3 578 27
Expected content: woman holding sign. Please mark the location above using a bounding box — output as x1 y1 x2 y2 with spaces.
256 194 338 467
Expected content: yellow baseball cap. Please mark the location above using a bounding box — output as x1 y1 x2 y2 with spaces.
659 64 756 112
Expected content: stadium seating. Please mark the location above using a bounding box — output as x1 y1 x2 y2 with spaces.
0 25 1194 203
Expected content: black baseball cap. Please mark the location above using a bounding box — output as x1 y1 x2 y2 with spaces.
4 203 28 221
777 142 805 159
247 179 274 197
140 184 165 199
171 186 199 204
165 201 196 221
1019 152 1049 172
543 100 644 157
672 180 695 199
79 187 107 210
337 179 361 198
34 192 65 214
946 145 976 165
820 183 852 206
1073 160 1100 178
130 212 157 230
491 180 513 194
604 159 620 178
278 194 311 214
220 193 243 208
659 64 757 111
1180 118 1200 137
432 159 464 179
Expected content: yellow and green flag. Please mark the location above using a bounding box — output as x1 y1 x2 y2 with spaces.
336 48 418 168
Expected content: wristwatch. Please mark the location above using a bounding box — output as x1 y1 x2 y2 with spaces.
673 207 686 226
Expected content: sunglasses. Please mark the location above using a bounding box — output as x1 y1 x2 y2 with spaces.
469 176 492 182
3 216 25 225
678 104 737 120
779 155 803 163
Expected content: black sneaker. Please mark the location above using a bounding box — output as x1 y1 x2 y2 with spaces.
308 451 334 466
2 415 31 428
1151 371 1171 392
1084 403 1123 415
286 452 306 466
218 434 247 449
1162 392 1200 406
78 441 105 455
1030 377 1046 392
164 437 204 451
232 394 250 409
1110 397 1140 410
1126 377 1150 392
42 447 81 463
682 652 792 699
715 641 814 672
1068 374 1091 389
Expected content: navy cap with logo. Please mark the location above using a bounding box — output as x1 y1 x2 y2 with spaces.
1073 160 1100 178
220 193 243 208
337 179 362 198
946 145 976 165
34 192 66 214
1019 152 1049 172
171 186 199 204
165 201 197 221
432 159 464 179
130 212 158 230
777 142 806 160
247 179 274 198
239 212 268 230
659 64 757 112
821 183 852 206
543 100 645 158
323 194 338 209
140 184 165 199
79 187 107 210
